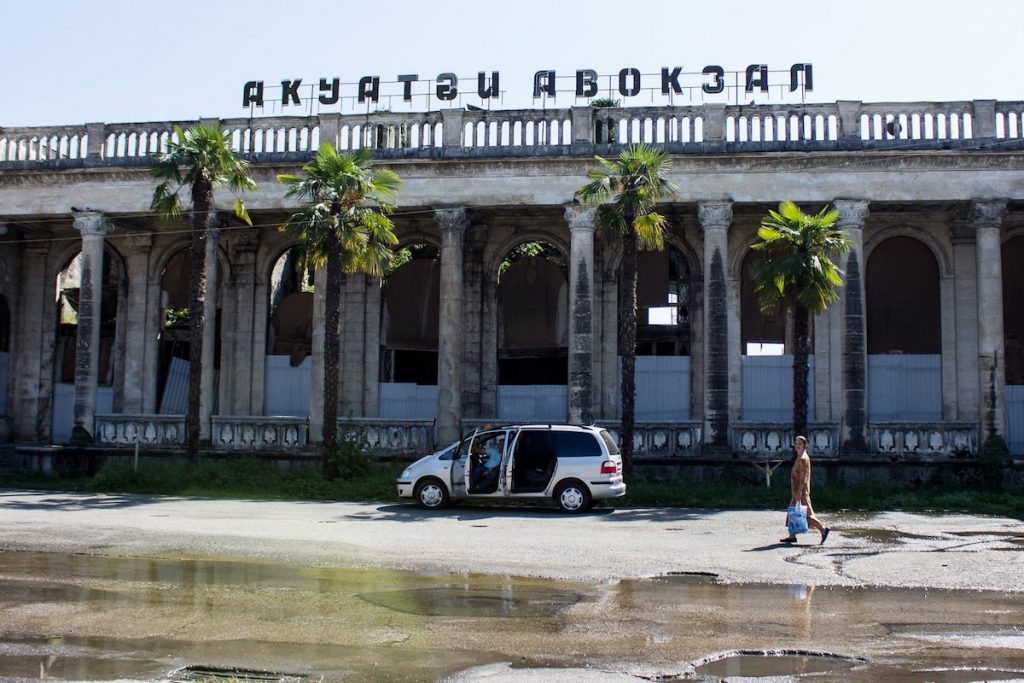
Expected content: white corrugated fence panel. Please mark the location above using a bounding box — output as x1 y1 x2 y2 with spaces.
868 354 942 421
1007 385 1024 455
264 355 312 417
51 383 114 443
635 356 690 420
497 385 567 421
379 383 438 419
741 355 816 422
159 357 189 415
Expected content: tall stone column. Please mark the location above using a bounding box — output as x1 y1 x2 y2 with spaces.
565 205 597 424
122 233 152 414
199 215 223 440
971 199 1008 444
950 221 980 421
228 235 259 414
71 211 110 443
13 243 50 441
435 208 468 445
834 199 870 455
698 200 732 454
309 264 327 442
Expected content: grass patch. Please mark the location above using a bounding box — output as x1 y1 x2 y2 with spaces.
3 460 1023 517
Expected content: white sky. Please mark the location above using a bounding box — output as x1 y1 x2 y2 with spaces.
3 0 1021 127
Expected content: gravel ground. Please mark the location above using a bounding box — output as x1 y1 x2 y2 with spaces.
1 489 1022 591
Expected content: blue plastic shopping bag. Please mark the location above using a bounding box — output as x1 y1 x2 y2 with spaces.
787 504 808 535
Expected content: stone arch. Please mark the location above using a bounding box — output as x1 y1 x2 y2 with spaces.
864 225 953 277
866 235 941 354
485 232 569 283
151 238 233 291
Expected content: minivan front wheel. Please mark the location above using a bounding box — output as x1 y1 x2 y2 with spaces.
415 478 450 510
554 481 592 513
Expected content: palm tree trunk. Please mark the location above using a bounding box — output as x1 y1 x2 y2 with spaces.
792 303 810 438
186 170 212 463
619 225 638 477
322 232 342 474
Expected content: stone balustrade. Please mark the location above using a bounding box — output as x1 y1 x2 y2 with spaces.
338 418 435 455
732 423 840 459
5 100 1023 167
211 416 308 451
866 422 977 460
94 414 185 448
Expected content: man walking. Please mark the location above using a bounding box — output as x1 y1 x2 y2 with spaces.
781 435 831 544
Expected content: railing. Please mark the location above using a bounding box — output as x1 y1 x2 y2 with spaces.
94 414 186 448
596 421 703 457
338 417 435 455
733 423 839 458
5 100 1021 167
211 415 308 451
867 422 977 459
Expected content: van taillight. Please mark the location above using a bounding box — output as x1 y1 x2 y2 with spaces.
600 461 617 474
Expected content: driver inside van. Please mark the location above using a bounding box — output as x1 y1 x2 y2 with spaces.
471 437 503 492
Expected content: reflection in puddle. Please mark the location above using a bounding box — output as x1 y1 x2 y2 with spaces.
693 652 858 678
1 551 1023 682
360 585 594 617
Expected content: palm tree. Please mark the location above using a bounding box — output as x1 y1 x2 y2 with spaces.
150 123 256 461
278 144 400 474
575 143 677 476
750 201 851 437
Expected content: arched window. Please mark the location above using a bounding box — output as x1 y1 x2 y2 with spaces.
264 246 313 417
156 249 223 415
636 246 692 356
867 236 940 354
496 242 568 420
740 249 786 356
379 243 440 419
381 243 440 385
866 236 942 421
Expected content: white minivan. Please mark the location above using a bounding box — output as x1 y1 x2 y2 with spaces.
396 424 626 513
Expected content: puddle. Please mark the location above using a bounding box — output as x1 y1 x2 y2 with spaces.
692 651 859 678
840 528 945 544
1 551 1023 682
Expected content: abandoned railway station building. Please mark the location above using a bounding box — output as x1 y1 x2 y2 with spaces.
1 97 1023 471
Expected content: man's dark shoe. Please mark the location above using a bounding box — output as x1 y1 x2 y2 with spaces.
820 528 831 545
780 536 797 543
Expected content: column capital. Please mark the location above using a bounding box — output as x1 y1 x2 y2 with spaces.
692 198 733 231
833 199 870 230
697 200 732 231
564 204 598 232
72 210 110 237
433 207 469 236
969 199 1008 229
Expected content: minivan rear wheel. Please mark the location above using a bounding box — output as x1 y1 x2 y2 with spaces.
554 480 591 513
415 478 450 510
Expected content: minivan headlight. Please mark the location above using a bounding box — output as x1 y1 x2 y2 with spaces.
401 466 412 478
